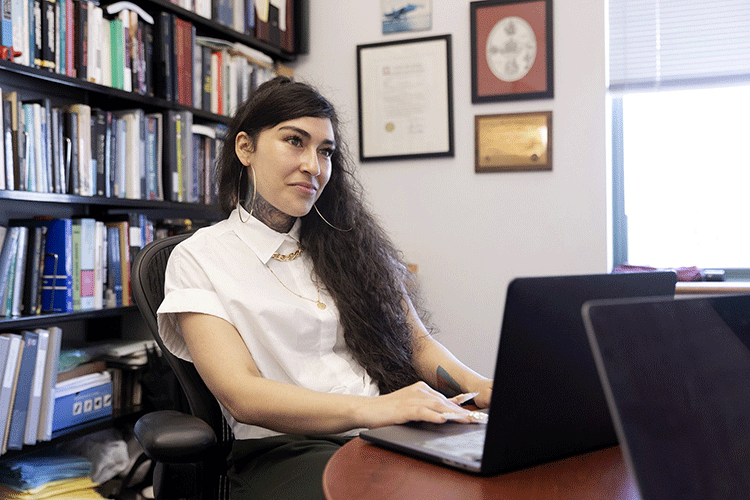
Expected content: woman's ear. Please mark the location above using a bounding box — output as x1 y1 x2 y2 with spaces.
235 132 254 166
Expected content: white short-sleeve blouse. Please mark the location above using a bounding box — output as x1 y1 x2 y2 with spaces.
157 206 380 440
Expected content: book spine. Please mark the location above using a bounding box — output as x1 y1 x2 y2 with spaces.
64 0 72 76
7 331 38 450
94 108 105 196
41 0 54 70
74 0 86 80
0 0 12 47
40 218 73 313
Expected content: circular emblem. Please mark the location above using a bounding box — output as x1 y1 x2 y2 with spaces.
385 122 395 133
486 16 537 82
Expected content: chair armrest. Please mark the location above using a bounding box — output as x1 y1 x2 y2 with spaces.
135 410 217 463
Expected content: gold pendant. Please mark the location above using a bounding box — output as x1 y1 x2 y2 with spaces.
317 302 327 310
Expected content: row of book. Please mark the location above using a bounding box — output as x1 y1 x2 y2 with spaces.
166 0 296 53
0 214 154 318
0 328 64 455
0 0 290 112
0 325 158 457
0 91 227 203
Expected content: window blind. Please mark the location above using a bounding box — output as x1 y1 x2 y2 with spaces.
608 0 750 90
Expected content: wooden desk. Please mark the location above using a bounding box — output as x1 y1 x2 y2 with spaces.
675 281 750 295
323 438 640 500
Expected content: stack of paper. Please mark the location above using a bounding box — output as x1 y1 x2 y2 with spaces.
0 449 104 498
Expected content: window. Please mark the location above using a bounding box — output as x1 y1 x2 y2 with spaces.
609 0 750 277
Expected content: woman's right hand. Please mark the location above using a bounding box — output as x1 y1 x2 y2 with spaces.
355 381 472 429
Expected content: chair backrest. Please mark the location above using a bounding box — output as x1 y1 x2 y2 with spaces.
130 232 229 441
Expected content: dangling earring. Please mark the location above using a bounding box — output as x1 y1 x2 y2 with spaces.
314 204 352 232
238 166 256 223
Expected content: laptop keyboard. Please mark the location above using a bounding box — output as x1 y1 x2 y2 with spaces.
421 429 486 463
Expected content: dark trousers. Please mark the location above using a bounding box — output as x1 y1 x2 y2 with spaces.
227 434 353 500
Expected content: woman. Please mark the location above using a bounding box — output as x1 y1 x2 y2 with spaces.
157 76 492 499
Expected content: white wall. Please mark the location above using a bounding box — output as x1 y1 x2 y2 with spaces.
295 0 608 377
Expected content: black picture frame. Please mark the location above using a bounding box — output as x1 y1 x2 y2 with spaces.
356 34 454 162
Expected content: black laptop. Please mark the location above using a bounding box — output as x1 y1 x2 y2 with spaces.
583 293 750 499
360 271 677 474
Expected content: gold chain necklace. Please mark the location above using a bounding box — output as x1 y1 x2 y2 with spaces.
265 264 327 310
271 247 302 262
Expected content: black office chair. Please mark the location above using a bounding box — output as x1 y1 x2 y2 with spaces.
131 232 233 500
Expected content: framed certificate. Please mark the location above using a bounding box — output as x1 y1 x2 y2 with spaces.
475 111 552 172
356 35 454 162
470 0 553 103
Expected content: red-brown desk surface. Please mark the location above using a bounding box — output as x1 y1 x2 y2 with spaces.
323 438 640 500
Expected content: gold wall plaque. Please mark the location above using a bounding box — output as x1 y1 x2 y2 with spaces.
475 111 552 172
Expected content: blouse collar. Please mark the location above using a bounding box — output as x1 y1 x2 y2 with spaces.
229 204 302 264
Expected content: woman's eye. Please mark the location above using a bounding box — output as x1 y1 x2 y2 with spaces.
319 148 335 159
286 135 303 147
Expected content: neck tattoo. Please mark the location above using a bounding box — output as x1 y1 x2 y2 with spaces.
247 195 295 233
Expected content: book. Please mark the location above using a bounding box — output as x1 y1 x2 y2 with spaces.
71 219 80 311
86 2 101 83
62 108 79 194
0 226 19 316
0 337 9 452
118 7 131 92
9 224 28 317
50 106 64 193
21 103 35 191
22 224 47 315
64 0 73 77
162 109 180 202
73 0 87 80
32 0 43 68
67 103 92 196
57 0 65 75
24 327 47 445
92 108 106 196
113 115 126 198
9 0 25 65
115 108 143 199
105 225 122 307
0 88 5 191
41 218 73 313
7 330 38 450
102 0 152 24
73 217 96 311
2 99 14 190
37 326 60 441
145 112 163 200
41 0 55 71
104 111 114 197
93 220 104 309
52 371 112 432
153 11 173 101
101 15 111 87
0 337 8 453
104 220 129 306
109 15 123 89
0 333 22 454
57 359 106 383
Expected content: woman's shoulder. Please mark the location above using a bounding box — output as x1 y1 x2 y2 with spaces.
176 220 234 250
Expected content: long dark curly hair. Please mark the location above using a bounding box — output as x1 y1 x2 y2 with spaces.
216 76 424 394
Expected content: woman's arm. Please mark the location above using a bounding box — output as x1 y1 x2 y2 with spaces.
405 299 493 408
177 312 472 434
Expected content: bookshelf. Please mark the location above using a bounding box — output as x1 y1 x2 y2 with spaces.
0 0 304 483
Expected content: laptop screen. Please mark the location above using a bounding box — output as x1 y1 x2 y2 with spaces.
481 271 677 472
584 294 750 499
